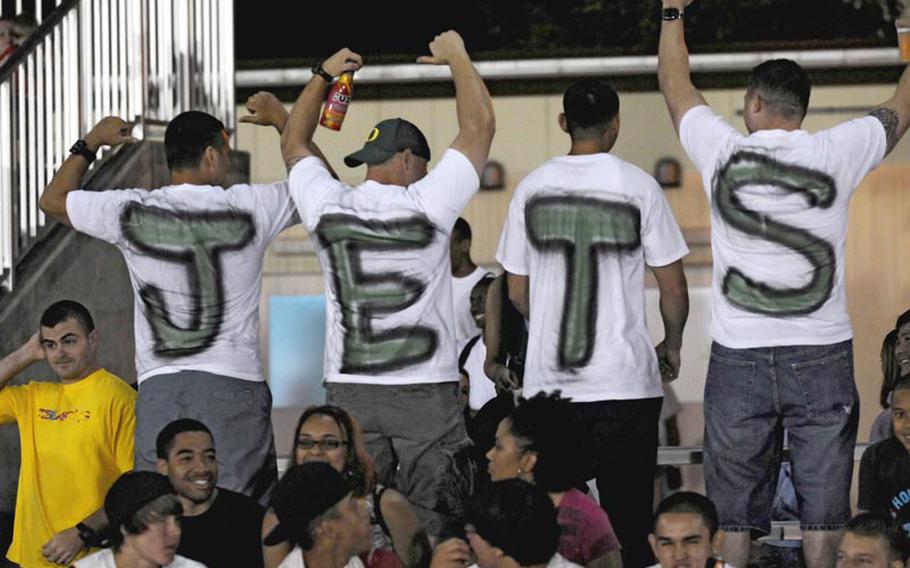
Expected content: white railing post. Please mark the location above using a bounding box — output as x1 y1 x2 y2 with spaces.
0 0 235 293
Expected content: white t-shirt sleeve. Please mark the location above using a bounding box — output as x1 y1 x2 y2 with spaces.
412 149 480 231
820 116 887 190
66 189 144 245
495 182 530 276
244 180 299 242
641 180 689 267
288 157 342 227
679 105 742 172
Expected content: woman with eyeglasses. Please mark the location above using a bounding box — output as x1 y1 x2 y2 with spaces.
486 392 623 568
262 405 431 568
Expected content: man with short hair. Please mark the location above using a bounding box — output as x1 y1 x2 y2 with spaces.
451 217 492 354
155 418 265 568
74 471 205 568
659 3 910 566
280 32 494 536
39 92 301 503
262 462 373 568
648 492 737 568
836 513 907 568
0 300 136 567
496 77 690 567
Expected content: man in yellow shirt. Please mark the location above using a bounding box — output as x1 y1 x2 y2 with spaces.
0 300 136 567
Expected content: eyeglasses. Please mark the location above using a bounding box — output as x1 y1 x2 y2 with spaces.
296 437 347 451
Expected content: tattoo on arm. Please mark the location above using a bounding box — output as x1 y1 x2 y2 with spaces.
869 107 899 156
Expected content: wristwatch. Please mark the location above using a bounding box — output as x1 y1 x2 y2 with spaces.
75 522 96 546
69 140 97 164
662 7 684 20
310 61 334 82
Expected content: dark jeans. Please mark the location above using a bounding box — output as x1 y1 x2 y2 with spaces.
704 340 858 533
573 397 662 568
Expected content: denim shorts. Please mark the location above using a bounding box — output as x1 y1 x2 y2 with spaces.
703 340 858 534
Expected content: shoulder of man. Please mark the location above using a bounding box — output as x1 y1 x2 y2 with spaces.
214 487 266 515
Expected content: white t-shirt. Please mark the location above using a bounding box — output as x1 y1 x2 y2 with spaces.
496 153 689 402
453 266 492 354
66 182 297 383
74 549 207 567
277 547 366 568
289 149 480 385
679 105 887 348
460 335 497 411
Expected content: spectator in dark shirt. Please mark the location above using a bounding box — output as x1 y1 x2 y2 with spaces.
156 418 265 568
859 376 910 537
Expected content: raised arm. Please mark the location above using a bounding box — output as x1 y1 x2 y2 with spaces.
240 90 340 178
39 117 137 227
417 31 495 176
869 62 910 157
658 0 707 134
651 260 689 381
0 332 44 391
280 49 362 169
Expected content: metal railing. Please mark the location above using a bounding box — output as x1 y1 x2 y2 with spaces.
0 0 235 292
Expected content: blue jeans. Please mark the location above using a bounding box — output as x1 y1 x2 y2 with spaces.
704 340 858 534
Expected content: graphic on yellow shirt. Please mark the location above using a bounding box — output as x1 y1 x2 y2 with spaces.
37 408 92 422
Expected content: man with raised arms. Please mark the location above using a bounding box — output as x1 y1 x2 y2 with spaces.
658 1 910 566
280 31 495 536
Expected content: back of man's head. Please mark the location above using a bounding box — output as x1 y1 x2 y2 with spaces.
467 479 560 567
453 217 472 244
563 79 620 140
653 491 719 538
843 512 909 565
165 110 226 172
40 300 95 333
747 59 811 121
156 418 213 459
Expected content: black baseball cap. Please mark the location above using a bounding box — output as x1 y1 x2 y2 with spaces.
344 118 431 168
105 471 176 531
262 462 352 546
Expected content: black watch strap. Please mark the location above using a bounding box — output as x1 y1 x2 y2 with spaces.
69 140 97 164
311 61 334 82
662 7 683 20
75 522 96 545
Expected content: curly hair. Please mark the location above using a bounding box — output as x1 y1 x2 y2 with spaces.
291 405 376 497
506 391 581 493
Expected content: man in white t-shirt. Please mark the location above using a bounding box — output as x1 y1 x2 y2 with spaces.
496 78 690 568
451 217 492 354
279 32 494 537
658 2 910 566
39 92 301 504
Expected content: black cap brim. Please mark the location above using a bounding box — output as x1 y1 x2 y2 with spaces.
344 145 396 168
262 522 292 547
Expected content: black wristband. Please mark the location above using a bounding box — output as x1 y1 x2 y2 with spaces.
69 140 97 164
75 522 96 546
662 7 684 20
310 61 334 82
